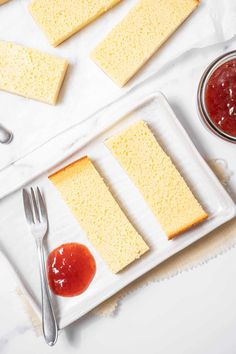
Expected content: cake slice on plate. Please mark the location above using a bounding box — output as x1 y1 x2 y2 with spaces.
106 120 208 239
49 157 149 273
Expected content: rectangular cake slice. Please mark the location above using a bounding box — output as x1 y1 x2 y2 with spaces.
91 0 199 86
29 0 122 47
0 41 68 104
106 121 208 239
49 157 149 273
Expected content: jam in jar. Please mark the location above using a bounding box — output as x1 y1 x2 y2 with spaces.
198 51 236 143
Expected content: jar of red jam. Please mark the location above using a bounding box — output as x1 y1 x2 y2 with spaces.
198 51 236 143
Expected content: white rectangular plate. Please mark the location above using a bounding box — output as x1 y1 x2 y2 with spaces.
4 92 236 329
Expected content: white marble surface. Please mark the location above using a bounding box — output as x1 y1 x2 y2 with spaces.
1 0 236 352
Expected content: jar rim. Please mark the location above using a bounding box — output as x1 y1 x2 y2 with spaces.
197 50 236 143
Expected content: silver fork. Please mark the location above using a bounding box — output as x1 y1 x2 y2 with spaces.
22 187 58 346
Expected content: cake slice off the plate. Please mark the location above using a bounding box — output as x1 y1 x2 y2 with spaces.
0 41 68 104
91 0 199 86
49 157 149 273
105 120 208 239
29 0 122 47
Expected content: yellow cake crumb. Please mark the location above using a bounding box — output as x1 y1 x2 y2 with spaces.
106 121 208 239
29 0 122 47
0 41 68 104
91 0 199 86
49 157 149 273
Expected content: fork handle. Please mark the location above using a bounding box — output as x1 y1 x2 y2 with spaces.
36 239 58 346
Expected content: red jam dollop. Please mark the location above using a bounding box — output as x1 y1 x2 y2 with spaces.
47 243 96 297
205 58 236 137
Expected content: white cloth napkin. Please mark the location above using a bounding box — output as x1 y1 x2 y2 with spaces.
0 0 236 198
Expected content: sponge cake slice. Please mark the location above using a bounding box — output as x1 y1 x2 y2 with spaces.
49 157 149 273
106 120 208 239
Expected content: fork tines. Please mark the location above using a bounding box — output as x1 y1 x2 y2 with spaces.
22 187 47 225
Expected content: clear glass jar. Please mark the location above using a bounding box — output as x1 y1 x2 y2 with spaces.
197 51 236 144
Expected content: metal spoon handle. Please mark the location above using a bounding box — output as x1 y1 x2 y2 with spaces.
0 124 13 144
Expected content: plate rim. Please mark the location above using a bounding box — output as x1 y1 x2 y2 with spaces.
8 91 236 329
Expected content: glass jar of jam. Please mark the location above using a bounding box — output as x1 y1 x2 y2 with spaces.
198 51 236 143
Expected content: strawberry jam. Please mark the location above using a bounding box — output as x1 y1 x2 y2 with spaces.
47 243 96 297
205 58 236 137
